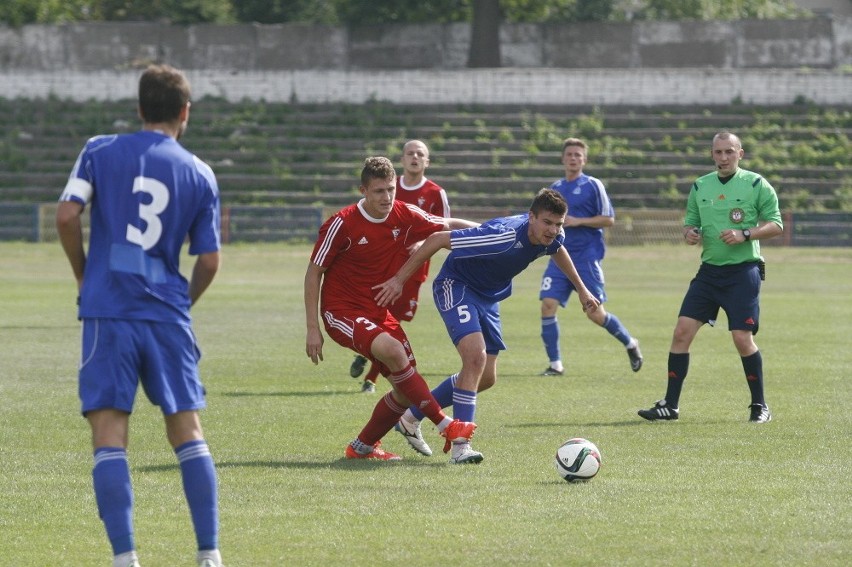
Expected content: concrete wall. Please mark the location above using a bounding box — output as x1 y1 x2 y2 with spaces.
2 67 849 106
1 17 851 71
1 20 850 106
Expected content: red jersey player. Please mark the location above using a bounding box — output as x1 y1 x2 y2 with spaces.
349 140 452 392
304 156 477 460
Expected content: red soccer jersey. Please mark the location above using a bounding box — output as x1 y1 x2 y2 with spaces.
311 199 445 314
395 177 450 282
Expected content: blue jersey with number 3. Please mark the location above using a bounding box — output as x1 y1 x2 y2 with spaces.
59 130 220 324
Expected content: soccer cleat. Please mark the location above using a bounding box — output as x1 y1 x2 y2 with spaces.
360 380 376 393
196 550 222 567
345 441 402 461
113 552 141 567
540 366 564 376
627 341 643 372
395 419 433 456
349 355 368 378
638 399 679 421
440 419 477 453
449 443 484 464
748 403 772 423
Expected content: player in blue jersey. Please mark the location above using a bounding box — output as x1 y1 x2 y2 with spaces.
374 189 600 463
56 64 224 567
638 132 783 424
539 137 643 376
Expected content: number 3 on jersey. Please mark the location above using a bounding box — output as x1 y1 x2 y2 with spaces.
126 176 169 251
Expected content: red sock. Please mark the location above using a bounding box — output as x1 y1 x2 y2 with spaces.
365 364 380 384
389 365 446 425
357 392 407 446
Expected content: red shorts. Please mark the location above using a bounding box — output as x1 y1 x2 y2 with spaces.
321 308 416 376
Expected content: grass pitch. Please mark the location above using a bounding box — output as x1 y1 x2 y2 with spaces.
0 242 849 566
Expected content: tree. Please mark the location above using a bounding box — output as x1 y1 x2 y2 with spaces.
633 0 808 20
93 0 234 24
232 0 337 24
501 0 615 23
333 0 468 25
468 0 501 67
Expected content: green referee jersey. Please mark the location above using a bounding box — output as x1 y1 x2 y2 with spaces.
685 168 783 266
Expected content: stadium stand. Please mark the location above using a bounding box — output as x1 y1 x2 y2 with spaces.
0 98 849 244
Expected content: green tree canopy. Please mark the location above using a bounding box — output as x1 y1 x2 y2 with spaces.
0 0 812 26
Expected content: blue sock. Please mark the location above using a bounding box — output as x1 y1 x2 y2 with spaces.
92 447 135 555
452 387 477 422
602 313 632 346
176 440 219 551
409 374 457 421
541 316 560 362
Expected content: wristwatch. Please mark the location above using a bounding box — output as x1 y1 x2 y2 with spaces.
742 229 751 241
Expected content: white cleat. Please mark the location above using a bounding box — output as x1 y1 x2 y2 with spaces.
449 442 484 464
394 418 433 456
197 549 223 567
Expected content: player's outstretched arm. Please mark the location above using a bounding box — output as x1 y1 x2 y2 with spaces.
445 217 479 230
304 262 326 364
374 231 452 307
552 247 600 313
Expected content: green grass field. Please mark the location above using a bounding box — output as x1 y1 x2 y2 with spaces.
0 242 849 566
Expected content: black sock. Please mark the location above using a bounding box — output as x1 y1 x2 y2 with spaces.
741 351 766 407
665 352 689 408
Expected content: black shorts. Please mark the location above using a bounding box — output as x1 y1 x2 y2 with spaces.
678 261 762 333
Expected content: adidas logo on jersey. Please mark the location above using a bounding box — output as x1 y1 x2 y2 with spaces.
358 237 368 245
513 241 523 248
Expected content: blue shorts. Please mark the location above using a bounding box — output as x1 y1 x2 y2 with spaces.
433 277 506 355
679 262 761 333
539 258 607 306
78 319 206 416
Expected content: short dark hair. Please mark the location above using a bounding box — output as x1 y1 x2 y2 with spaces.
138 64 191 124
361 156 396 186
713 131 742 149
530 188 567 217
561 137 587 154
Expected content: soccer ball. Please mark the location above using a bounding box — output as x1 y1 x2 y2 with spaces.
554 438 602 482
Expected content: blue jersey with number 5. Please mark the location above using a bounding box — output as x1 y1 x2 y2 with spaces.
438 214 564 302
59 131 220 324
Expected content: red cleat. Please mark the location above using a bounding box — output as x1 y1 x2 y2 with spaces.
344 441 402 461
440 419 477 453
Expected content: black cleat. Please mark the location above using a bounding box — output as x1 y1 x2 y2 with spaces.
539 367 564 376
748 403 772 423
638 399 679 421
349 355 368 378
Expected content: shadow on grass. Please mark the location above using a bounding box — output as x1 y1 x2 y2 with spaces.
0 324 80 329
507 419 726 428
220 389 361 398
137 458 447 473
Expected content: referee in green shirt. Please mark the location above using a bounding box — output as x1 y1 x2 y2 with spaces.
639 131 783 424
